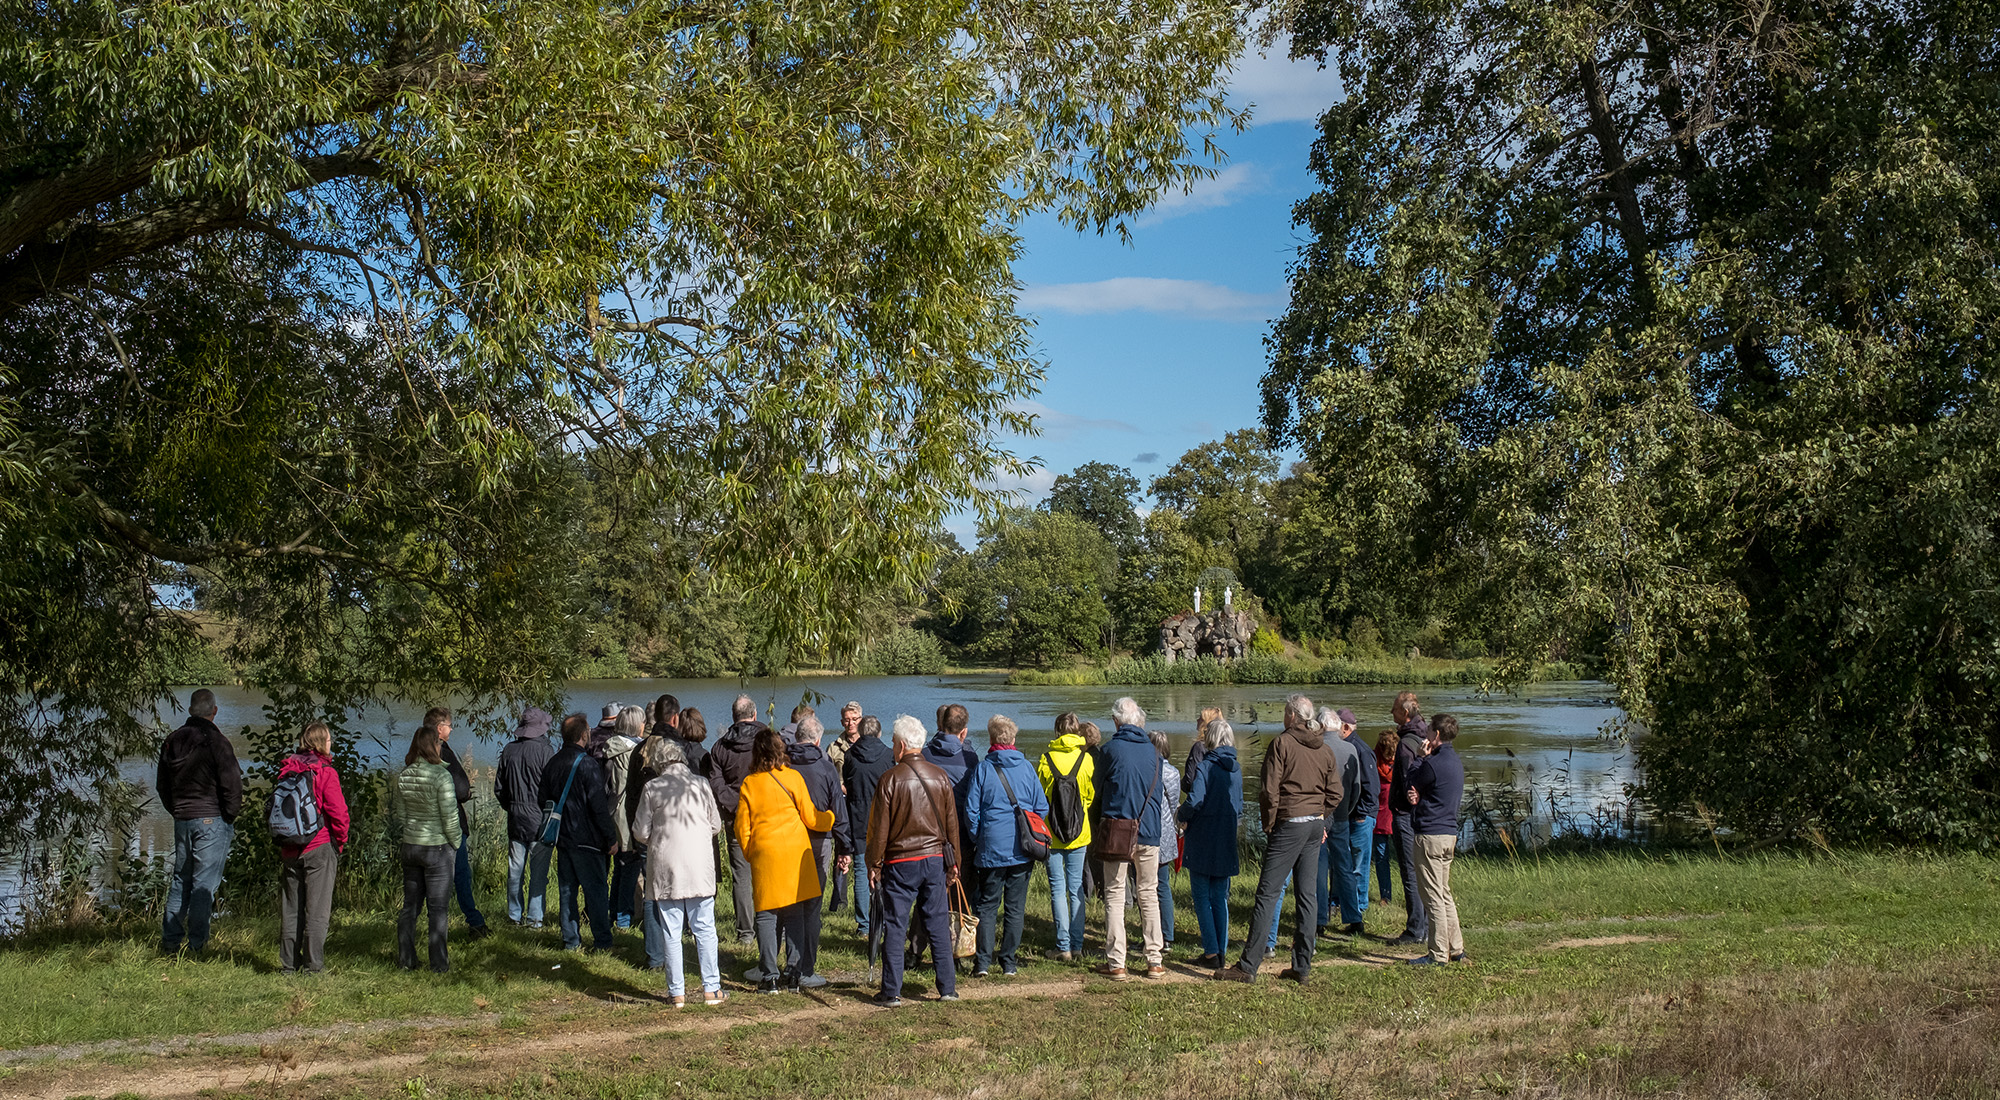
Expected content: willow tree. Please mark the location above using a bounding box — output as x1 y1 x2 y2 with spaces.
1263 1 2000 841
0 0 1246 846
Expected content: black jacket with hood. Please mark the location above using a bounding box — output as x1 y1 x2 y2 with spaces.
156 715 243 822
704 718 767 819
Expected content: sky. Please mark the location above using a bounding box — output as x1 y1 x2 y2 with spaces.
956 39 1344 541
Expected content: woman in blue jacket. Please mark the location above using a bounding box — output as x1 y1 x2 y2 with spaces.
961 715 1050 977
1177 719 1242 970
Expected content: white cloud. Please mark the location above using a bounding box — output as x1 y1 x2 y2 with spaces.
1017 277 1285 322
1138 163 1267 226
1008 399 1140 441
1226 34 1343 125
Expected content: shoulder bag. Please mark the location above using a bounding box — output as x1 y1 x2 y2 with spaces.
1094 757 1161 864
535 753 586 849
995 764 1051 862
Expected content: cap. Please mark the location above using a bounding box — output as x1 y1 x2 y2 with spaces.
1335 708 1357 727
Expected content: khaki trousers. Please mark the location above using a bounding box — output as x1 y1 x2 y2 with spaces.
1416 833 1463 963
1102 843 1163 968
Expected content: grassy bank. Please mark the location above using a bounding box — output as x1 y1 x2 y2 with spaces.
1009 654 1591 687
3 848 1995 1100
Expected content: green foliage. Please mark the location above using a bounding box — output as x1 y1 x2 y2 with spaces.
1007 654 1555 686
1250 628 1285 657
1043 461 1142 552
930 509 1116 668
1263 0 2000 841
0 0 1249 848
851 626 946 676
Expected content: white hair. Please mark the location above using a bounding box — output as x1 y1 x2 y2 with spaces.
1285 694 1317 728
618 705 647 738
1111 697 1146 729
891 715 926 754
841 700 863 716
1317 707 1339 733
1209 720 1235 749
796 715 824 741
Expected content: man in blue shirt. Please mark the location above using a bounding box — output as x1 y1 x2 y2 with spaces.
1404 713 1467 965
1095 697 1168 981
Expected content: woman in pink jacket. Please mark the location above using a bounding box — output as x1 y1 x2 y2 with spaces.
275 721 351 972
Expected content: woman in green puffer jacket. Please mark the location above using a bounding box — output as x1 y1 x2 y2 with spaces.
397 726 464 972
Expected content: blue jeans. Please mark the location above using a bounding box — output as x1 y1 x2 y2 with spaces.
1157 858 1176 942
611 849 644 928
1339 818 1373 924
1373 834 1395 901
557 846 612 950
1047 846 1088 953
654 897 720 997
1316 830 1342 928
453 835 487 929
879 856 955 999
1189 872 1231 958
641 887 665 968
507 840 551 926
162 817 234 953
852 854 874 935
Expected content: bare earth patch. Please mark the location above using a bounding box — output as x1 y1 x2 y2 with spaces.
1545 934 1670 948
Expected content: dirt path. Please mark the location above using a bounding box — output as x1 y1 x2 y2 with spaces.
3 950 1410 1100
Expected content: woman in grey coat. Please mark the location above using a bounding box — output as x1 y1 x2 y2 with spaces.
630 738 725 1006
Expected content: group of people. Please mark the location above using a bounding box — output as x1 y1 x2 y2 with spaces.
151 685 1467 1007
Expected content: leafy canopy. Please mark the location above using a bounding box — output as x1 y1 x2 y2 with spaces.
0 0 1246 847
1263 0 2000 841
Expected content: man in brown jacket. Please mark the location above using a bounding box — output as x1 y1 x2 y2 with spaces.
1213 693 1342 985
866 714 964 1007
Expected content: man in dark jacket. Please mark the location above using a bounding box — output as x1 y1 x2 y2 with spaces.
1387 691 1431 946
922 704 979 794
157 689 242 954
428 707 491 939
867 715 963 1007
780 715 848 987
1405 714 1467 965
587 703 621 758
1215 693 1341 985
495 707 555 928
1095 697 1167 981
539 713 619 952
842 715 892 936
1335 707 1379 936
705 694 766 943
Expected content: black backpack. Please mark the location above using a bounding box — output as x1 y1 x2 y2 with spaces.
1043 749 1088 847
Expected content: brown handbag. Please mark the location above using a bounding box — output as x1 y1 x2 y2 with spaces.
1094 757 1162 864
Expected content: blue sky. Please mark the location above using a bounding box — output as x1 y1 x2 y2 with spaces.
956 41 1342 540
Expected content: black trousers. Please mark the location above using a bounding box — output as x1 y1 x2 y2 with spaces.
398 843 452 972
973 861 1031 974
1392 810 1429 939
1240 818 1324 974
755 901 808 980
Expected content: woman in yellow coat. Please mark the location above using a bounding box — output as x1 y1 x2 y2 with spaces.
734 727 834 992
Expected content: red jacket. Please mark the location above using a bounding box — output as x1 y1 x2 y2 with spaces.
276 751 351 857
1373 761 1394 835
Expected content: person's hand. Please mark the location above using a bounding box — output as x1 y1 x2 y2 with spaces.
838 855 853 873
947 864 960 884
1405 786 1419 806
609 842 621 857
869 868 880 888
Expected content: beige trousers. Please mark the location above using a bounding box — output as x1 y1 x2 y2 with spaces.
1416 833 1463 962
1103 843 1163 968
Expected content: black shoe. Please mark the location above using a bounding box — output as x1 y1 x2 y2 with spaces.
758 977 784 993
1450 953 1469 964
1390 932 1424 946
466 925 493 941
872 991 903 1008
1278 967 1310 984
1341 923 1366 937
1192 953 1221 969
971 968 989 979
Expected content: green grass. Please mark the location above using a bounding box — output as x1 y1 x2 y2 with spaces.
4 848 1994 1059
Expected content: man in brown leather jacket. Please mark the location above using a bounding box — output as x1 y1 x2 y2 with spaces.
866 714 963 1006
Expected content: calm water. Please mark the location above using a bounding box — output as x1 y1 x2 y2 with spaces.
6 675 1630 927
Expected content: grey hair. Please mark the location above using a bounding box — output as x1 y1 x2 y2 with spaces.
1285 694 1317 728
988 714 1018 747
796 715 825 741
841 700 863 716
891 715 926 754
1111 696 1146 729
1209 720 1235 748
1317 707 1339 733
859 715 882 738
188 689 218 719
645 737 687 771
617 705 647 739
733 694 757 721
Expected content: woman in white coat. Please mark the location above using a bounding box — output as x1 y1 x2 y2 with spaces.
630 738 725 1006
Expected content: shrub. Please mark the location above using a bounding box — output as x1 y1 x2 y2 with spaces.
1250 628 1285 656
852 626 946 676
